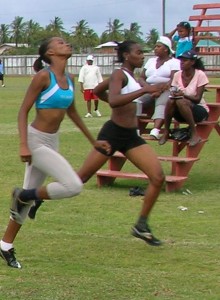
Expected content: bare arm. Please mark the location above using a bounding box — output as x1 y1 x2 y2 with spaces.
109 69 166 108
166 27 177 39
183 86 206 103
171 85 206 104
18 70 49 163
139 68 147 87
94 78 110 102
162 69 179 91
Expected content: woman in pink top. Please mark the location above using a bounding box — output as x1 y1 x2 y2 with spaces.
159 50 209 146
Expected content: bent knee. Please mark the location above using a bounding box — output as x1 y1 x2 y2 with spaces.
64 178 83 198
150 171 165 187
176 98 190 107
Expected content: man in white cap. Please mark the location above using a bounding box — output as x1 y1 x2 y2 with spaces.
78 55 103 117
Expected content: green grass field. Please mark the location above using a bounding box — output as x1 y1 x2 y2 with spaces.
0 76 220 300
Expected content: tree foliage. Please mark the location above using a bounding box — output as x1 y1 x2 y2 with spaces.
10 16 26 47
0 16 156 54
0 24 10 44
146 28 159 51
124 22 143 43
71 19 95 53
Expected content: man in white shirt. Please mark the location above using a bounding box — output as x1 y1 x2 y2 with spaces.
78 55 103 117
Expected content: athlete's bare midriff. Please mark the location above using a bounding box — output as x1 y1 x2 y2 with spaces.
31 108 66 133
111 102 138 128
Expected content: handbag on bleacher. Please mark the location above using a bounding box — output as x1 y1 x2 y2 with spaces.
169 127 190 141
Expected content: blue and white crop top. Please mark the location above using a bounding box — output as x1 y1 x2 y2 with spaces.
121 69 141 103
35 70 74 109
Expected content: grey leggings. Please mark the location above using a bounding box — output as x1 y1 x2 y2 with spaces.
152 90 170 120
24 125 83 198
139 90 170 120
14 126 83 224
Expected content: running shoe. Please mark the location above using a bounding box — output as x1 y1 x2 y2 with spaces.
10 188 31 224
28 200 44 219
132 225 162 246
0 248 21 269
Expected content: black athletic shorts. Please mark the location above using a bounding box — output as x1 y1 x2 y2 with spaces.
174 103 209 123
96 120 146 156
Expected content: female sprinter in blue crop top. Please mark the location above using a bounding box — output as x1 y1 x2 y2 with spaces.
0 37 111 269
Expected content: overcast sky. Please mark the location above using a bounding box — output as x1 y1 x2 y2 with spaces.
1 0 219 37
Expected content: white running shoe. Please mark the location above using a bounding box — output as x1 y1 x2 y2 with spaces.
150 128 160 139
85 113 92 118
94 110 101 117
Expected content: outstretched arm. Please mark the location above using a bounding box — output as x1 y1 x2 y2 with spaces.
18 70 50 165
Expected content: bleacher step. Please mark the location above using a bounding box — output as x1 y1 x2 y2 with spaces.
96 170 188 192
112 151 199 163
96 169 187 184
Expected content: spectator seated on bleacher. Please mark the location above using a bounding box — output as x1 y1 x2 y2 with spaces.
159 50 209 147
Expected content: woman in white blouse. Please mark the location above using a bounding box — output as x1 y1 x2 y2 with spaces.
139 36 180 139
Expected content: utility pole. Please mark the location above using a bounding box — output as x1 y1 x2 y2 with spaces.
162 0 166 35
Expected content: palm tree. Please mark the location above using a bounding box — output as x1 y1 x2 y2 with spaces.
0 24 10 44
72 19 89 36
10 16 26 47
71 19 90 52
46 17 64 36
24 20 42 47
103 18 124 41
146 28 159 50
84 28 99 51
124 22 143 43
